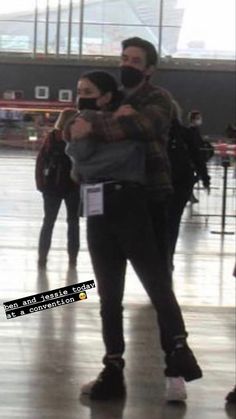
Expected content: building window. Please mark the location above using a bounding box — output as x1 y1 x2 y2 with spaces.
0 33 31 52
35 86 49 99
58 89 73 102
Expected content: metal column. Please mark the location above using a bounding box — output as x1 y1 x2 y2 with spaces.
67 0 73 57
33 0 38 57
45 0 50 55
79 0 85 57
158 0 164 62
56 0 61 56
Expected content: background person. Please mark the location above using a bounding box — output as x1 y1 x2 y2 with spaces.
36 108 80 269
187 110 211 204
225 122 236 143
225 263 236 405
167 104 211 266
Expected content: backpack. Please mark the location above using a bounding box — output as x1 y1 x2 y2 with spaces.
36 130 74 193
167 119 195 185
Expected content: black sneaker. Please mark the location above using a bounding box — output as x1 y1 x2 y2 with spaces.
165 346 202 382
81 363 126 400
226 387 236 403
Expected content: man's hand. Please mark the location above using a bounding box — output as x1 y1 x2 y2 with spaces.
113 105 137 119
69 117 92 141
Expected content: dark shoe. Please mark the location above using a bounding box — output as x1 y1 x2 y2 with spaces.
226 387 236 403
165 346 202 382
81 363 126 400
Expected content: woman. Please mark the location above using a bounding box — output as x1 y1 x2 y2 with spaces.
36 108 80 269
66 71 145 186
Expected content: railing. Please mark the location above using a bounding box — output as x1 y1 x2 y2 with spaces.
189 143 236 234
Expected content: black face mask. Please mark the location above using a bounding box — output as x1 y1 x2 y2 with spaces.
120 66 144 88
76 97 100 111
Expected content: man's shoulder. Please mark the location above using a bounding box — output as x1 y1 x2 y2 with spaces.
148 83 173 101
137 82 173 105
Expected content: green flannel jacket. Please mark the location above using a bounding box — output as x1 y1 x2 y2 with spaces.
80 81 175 200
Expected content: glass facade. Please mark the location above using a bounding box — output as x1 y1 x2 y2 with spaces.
0 0 235 60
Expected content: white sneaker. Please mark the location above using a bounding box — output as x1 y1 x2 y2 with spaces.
165 377 187 402
81 380 96 395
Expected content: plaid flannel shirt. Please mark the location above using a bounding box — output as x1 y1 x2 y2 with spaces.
80 82 174 200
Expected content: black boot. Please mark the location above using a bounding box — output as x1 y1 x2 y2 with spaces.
165 341 202 382
81 355 126 400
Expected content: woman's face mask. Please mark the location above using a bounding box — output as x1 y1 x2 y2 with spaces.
76 78 103 110
76 96 100 111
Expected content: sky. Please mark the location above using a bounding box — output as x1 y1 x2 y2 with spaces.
0 0 235 56
0 0 78 14
177 0 235 54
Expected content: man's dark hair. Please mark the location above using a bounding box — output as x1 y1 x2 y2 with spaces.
122 37 158 67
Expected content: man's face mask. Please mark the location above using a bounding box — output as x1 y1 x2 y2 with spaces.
120 66 145 89
76 97 100 111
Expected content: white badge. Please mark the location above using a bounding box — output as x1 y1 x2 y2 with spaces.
82 184 104 217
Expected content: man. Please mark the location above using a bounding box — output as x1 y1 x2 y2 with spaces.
68 37 202 402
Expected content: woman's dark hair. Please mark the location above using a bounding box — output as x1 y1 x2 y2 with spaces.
80 70 122 109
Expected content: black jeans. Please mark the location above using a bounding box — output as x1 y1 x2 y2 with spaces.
87 183 187 357
38 190 80 261
167 181 194 261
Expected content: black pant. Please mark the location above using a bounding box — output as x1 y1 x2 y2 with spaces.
87 183 187 357
148 197 172 278
167 181 194 261
38 190 80 261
